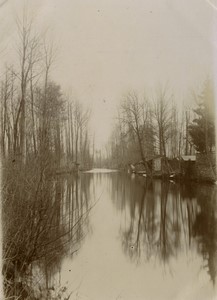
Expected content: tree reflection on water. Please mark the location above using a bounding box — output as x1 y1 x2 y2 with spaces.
3 169 217 298
39 174 92 292
111 173 217 285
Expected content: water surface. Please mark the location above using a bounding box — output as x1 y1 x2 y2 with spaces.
52 170 217 300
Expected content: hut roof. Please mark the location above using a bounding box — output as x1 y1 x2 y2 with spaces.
181 155 196 161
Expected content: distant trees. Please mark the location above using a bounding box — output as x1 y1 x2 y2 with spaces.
65 99 91 169
106 90 156 172
188 79 215 153
120 91 153 162
107 80 215 169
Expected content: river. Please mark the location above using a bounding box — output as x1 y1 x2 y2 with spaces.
39 169 217 300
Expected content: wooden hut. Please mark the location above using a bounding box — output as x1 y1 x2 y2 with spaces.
148 156 173 178
181 155 196 179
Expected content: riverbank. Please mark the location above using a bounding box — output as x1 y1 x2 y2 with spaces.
2 159 90 299
127 152 216 183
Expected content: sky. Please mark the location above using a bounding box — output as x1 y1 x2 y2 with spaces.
0 0 217 149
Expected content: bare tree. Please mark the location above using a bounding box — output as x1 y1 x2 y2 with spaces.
118 90 153 174
153 86 172 157
13 14 41 160
72 100 90 165
1 68 11 157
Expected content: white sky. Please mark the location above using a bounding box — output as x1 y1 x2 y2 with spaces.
0 0 217 149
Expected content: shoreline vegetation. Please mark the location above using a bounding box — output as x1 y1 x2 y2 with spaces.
124 152 216 183
2 159 91 299
101 80 216 183
0 14 94 298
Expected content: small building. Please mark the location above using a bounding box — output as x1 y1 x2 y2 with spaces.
148 156 172 177
181 155 196 179
181 155 196 162
152 156 162 172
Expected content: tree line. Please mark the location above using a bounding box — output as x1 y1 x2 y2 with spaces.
106 79 215 169
0 15 93 171
1 14 93 299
